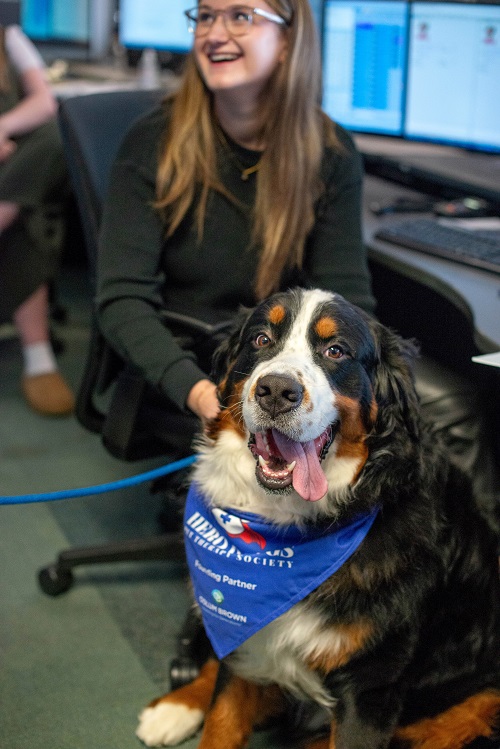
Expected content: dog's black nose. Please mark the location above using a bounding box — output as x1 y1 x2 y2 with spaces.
255 374 304 417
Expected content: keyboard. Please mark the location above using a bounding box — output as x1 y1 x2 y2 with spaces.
374 218 500 275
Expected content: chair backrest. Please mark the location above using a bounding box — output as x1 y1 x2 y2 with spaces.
59 88 232 460
58 89 165 444
59 89 163 273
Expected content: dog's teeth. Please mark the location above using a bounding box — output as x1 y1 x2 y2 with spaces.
258 455 270 468
287 461 296 471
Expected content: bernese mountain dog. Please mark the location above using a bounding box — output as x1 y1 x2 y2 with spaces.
137 288 500 749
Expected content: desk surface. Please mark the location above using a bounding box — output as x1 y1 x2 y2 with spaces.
363 175 500 353
50 60 180 99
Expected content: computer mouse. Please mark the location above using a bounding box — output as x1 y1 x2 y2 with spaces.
433 197 493 218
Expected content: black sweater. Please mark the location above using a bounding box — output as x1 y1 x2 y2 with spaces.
96 104 375 411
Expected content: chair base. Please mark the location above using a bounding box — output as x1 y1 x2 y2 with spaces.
37 532 185 596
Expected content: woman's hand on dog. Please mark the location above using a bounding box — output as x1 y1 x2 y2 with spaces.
187 379 220 425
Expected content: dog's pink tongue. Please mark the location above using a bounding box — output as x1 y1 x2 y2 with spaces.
272 429 328 502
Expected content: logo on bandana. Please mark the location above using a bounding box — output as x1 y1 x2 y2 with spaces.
213 509 267 549
212 589 224 604
184 483 378 659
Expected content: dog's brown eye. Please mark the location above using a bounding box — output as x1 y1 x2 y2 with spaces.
325 345 344 359
254 333 272 348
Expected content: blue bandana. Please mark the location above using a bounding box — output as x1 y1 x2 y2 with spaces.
184 483 378 659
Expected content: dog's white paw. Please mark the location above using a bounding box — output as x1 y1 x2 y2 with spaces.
136 701 204 747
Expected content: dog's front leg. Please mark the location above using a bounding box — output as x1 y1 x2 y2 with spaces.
198 662 283 749
136 658 219 747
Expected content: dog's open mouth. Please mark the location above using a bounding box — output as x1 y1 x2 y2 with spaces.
249 426 335 502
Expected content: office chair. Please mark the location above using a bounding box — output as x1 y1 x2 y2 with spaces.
37 89 226 686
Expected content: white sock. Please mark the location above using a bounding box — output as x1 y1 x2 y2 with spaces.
22 342 57 377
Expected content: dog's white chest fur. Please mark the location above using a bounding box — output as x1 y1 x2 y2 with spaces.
230 604 337 709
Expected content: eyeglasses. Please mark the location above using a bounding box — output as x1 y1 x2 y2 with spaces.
185 5 288 37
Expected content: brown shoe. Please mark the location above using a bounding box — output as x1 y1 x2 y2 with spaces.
22 372 75 416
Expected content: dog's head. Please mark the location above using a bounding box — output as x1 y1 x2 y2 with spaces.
201 288 420 518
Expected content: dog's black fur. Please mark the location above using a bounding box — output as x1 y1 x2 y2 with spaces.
209 290 500 747
138 289 500 749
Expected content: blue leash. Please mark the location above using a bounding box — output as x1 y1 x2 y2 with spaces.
0 454 197 506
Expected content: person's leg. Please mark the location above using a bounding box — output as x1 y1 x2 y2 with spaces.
13 283 74 416
14 282 55 357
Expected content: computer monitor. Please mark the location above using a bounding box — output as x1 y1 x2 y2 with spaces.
21 0 115 60
21 0 90 45
321 0 500 153
119 0 193 54
405 2 500 152
322 0 409 136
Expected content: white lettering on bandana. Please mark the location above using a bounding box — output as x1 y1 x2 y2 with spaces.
184 483 379 659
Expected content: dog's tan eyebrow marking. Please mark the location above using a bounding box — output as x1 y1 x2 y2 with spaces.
315 316 337 339
268 304 286 325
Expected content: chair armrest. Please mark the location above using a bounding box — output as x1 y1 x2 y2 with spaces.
159 310 233 373
159 310 233 337
76 310 234 437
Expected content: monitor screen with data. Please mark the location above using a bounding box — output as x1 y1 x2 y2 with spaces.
322 0 409 136
405 2 500 151
322 0 500 153
119 0 193 53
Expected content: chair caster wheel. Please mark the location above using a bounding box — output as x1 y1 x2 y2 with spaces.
38 565 74 596
169 656 200 690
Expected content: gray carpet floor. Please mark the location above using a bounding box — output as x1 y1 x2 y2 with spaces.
0 266 285 749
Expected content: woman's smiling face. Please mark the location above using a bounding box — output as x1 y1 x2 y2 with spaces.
192 2 289 102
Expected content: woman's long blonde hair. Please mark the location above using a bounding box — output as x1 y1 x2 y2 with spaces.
155 0 339 300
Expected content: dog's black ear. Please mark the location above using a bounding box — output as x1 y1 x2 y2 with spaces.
367 318 421 440
210 306 254 385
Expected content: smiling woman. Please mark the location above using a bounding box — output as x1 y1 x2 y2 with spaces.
97 0 375 427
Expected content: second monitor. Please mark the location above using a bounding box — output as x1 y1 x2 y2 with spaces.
119 0 193 55
322 0 500 154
